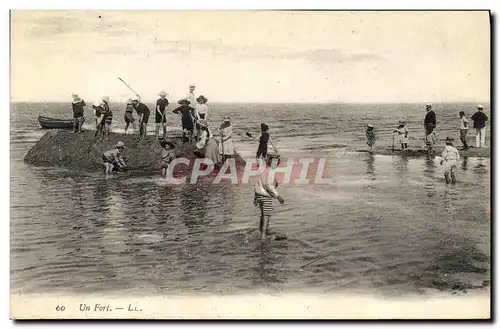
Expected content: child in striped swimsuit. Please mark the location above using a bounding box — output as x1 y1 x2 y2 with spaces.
253 157 285 239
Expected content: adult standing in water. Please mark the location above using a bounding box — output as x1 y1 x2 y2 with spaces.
471 105 488 148
186 84 197 105
253 157 285 239
218 116 235 161
172 99 196 144
71 93 86 134
131 96 150 141
424 103 436 140
155 90 169 140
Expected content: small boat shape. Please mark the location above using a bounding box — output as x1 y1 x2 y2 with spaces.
38 115 85 129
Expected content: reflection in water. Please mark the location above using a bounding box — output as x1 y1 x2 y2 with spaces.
392 155 409 181
364 153 375 178
461 156 469 171
251 241 288 290
362 153 376 204
423 156 437 198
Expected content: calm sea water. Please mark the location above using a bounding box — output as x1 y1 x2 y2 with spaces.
10 102 490 296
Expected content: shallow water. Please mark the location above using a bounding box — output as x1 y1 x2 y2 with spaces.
10 102 490 296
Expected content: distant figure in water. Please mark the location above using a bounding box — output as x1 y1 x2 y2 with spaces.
253 157 285 239
394 121 409 151
440 137 460 184
71 93 86 134
425 129 437 156
365 124 375 151
424 103 436 139
102 141 127 174
459 111 469 150
124 97 137 134
256 123 270 160
471 105 488 148
159 140 176 177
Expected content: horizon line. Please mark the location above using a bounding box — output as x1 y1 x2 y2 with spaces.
9 100 490 105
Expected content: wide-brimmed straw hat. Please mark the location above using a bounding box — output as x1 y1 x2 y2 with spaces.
116 141 126 148
130 96 140 102
160 140 176 149
158 90 168 97
196 95 208 103
178 99 191 105
425 103 432 108
223 116 231 122
197 119 209 127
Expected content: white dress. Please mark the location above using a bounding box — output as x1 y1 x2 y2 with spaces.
219 125 235 156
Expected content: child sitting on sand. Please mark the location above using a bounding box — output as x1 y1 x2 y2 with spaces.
159 140 176 177
365 124 375 151
394 121 409 151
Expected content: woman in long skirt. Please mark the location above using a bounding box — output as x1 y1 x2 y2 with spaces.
195 120 222 167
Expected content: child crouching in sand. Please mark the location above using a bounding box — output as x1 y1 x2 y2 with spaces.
159 140 176 177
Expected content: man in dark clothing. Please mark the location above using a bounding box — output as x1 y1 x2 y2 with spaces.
172 99 196 144
256 123 270 159
471 105 488 148
424 103 436 137
131 96 150 141
71 94 86 133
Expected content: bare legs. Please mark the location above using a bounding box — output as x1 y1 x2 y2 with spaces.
259 215 271 239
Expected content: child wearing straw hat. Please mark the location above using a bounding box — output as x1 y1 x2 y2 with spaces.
394 121 409 151
102 141 127 174
155 90 169 139
159 139 176 177
365 124 375 151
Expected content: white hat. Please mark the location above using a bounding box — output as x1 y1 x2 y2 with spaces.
477 104 484 109
130 96 139 102
71 93 79 98
93 100 102 107
116 141 126 148
367 124 374 128
101 96 110 102
158 90 168 97
425 103 432 108
223 116 230 122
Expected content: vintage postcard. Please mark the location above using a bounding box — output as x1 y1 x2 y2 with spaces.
9 10 491 319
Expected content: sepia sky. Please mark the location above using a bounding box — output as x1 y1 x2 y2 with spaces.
10 10 490 103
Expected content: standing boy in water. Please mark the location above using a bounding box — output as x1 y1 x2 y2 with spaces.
256 123 271 160
253 157 285 239
459 111 469 150
440 137 460 184
365 124 375 151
